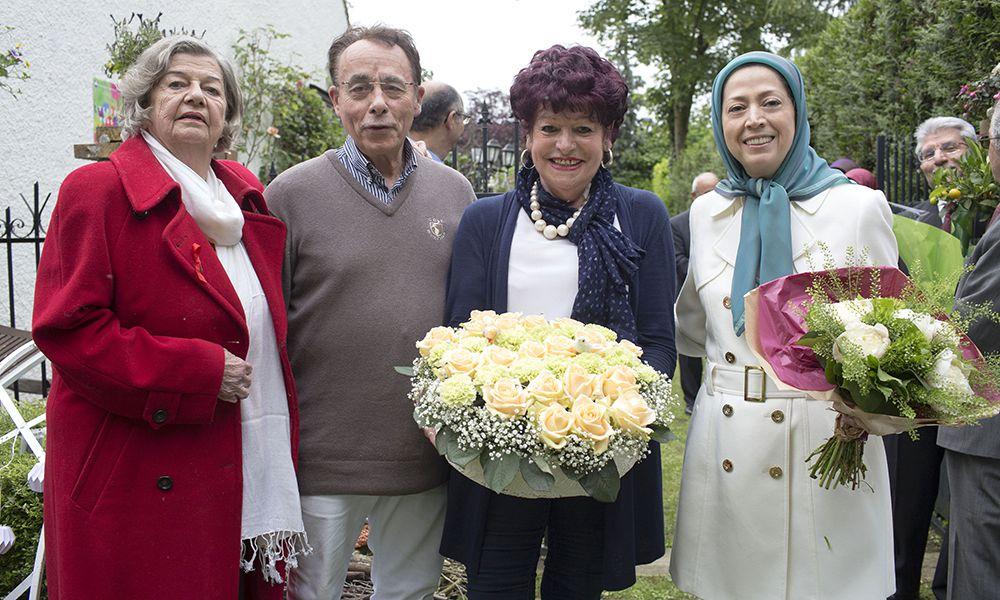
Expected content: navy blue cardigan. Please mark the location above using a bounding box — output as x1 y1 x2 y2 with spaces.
438 183 677 591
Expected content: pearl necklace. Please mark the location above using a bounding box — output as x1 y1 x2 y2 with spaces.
530 182 589 240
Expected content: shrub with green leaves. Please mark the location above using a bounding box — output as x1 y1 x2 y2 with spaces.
104 13 203 79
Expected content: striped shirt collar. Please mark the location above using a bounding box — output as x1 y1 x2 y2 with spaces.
336 136 418 204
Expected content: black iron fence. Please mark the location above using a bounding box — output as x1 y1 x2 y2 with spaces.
875 132 930 207
1 182 50 397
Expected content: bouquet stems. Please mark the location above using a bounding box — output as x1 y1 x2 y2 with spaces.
806 414 869 490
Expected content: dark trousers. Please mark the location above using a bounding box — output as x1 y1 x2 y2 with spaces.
943 451 1000 600
678 354 702 414
884 428 945 600
465 494 605 600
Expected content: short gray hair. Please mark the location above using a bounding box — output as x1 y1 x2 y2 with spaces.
913 116 977 158
120 35 243 151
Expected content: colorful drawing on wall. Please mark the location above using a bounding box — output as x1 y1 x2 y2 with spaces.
93 78 124 139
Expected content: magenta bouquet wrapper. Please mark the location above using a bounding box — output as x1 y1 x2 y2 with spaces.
743 266 994 435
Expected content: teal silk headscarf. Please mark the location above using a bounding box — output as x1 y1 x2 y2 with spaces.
710 51 849 336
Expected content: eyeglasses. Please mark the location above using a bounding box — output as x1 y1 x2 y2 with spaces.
339 78 417 101
918 141 967 162
454 111 474 126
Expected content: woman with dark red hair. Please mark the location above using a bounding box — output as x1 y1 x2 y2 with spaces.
438 45 676 598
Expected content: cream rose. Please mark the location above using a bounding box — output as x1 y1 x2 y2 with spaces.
827 299 873 329
571 395 614 454
482 345 518 366
416 326 458 357
599 365 638 401
526 370 566 405
536 403 573 450
441 347 481 377
518 339 547 360
495 312 523 331
521 315 549 330
463 310 499 340
893 309 954 344
617 339 643 357
610 389 656 437
544 334 578 358
833 322 891 362
563 363 598 400
927 349 974 396
484 377 533 418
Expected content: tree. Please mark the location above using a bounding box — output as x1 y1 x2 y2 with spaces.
580 0 842 156
799 0 1000 167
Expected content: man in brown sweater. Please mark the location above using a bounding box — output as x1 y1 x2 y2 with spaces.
265 25 474 600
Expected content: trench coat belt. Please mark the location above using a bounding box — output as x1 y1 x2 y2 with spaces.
705 361 803 400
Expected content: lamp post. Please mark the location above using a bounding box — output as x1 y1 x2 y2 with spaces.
501 143 515 169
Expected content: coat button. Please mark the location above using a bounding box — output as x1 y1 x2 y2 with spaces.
157 476 173 491
722 404 733 417
769 466 783 479
771 410 785 424
722 459 733 472
132 210 150 220
723 296 732 309
725 352 736 364
152 409 168 424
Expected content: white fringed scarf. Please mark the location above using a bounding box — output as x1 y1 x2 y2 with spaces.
143 131 310 582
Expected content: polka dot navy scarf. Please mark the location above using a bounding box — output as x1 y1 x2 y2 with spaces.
514 165 645 341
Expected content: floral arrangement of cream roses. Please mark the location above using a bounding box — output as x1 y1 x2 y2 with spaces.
405 311 677 502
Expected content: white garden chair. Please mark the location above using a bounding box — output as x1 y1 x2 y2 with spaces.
0 336 47 600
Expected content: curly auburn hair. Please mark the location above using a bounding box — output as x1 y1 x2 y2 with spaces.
509 45 629 141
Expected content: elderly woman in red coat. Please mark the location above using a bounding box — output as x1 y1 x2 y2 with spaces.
32 36 307 599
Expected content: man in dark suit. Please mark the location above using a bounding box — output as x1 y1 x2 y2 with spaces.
671 172 718 414
936 102 1000 600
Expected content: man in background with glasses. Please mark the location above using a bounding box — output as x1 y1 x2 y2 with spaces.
410 81 471 164
265 24 475 600
912 116 978 229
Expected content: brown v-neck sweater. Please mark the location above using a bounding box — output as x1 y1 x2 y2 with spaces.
265 150 475 495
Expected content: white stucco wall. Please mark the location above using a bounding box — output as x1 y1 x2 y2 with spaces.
0 0 349 329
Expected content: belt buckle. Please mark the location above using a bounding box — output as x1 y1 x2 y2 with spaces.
744 365 766 403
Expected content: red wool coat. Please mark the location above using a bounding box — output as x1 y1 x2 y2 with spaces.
32 136 298 599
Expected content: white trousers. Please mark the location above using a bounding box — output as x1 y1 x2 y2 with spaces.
288 485 447 600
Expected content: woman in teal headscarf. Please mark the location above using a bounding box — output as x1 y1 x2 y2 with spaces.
670 52 900 599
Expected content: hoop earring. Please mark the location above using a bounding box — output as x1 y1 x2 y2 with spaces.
602 148 614 168
520 149 534 169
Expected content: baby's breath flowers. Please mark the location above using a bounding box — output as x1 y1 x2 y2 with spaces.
408 312 678 502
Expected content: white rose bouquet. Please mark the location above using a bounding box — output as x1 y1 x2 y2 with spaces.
744 266 1000 491
403 311 678 502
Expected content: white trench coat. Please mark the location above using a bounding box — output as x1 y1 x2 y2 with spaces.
669 183 899 600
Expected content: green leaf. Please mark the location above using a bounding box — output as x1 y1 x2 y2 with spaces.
578 460 622 503
394 366 415 376
434 427 449 456
446 435 482 467
519 458 556 492
481 452 520 493
531 453 553 475
796 331 824 348
650 425 676 443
